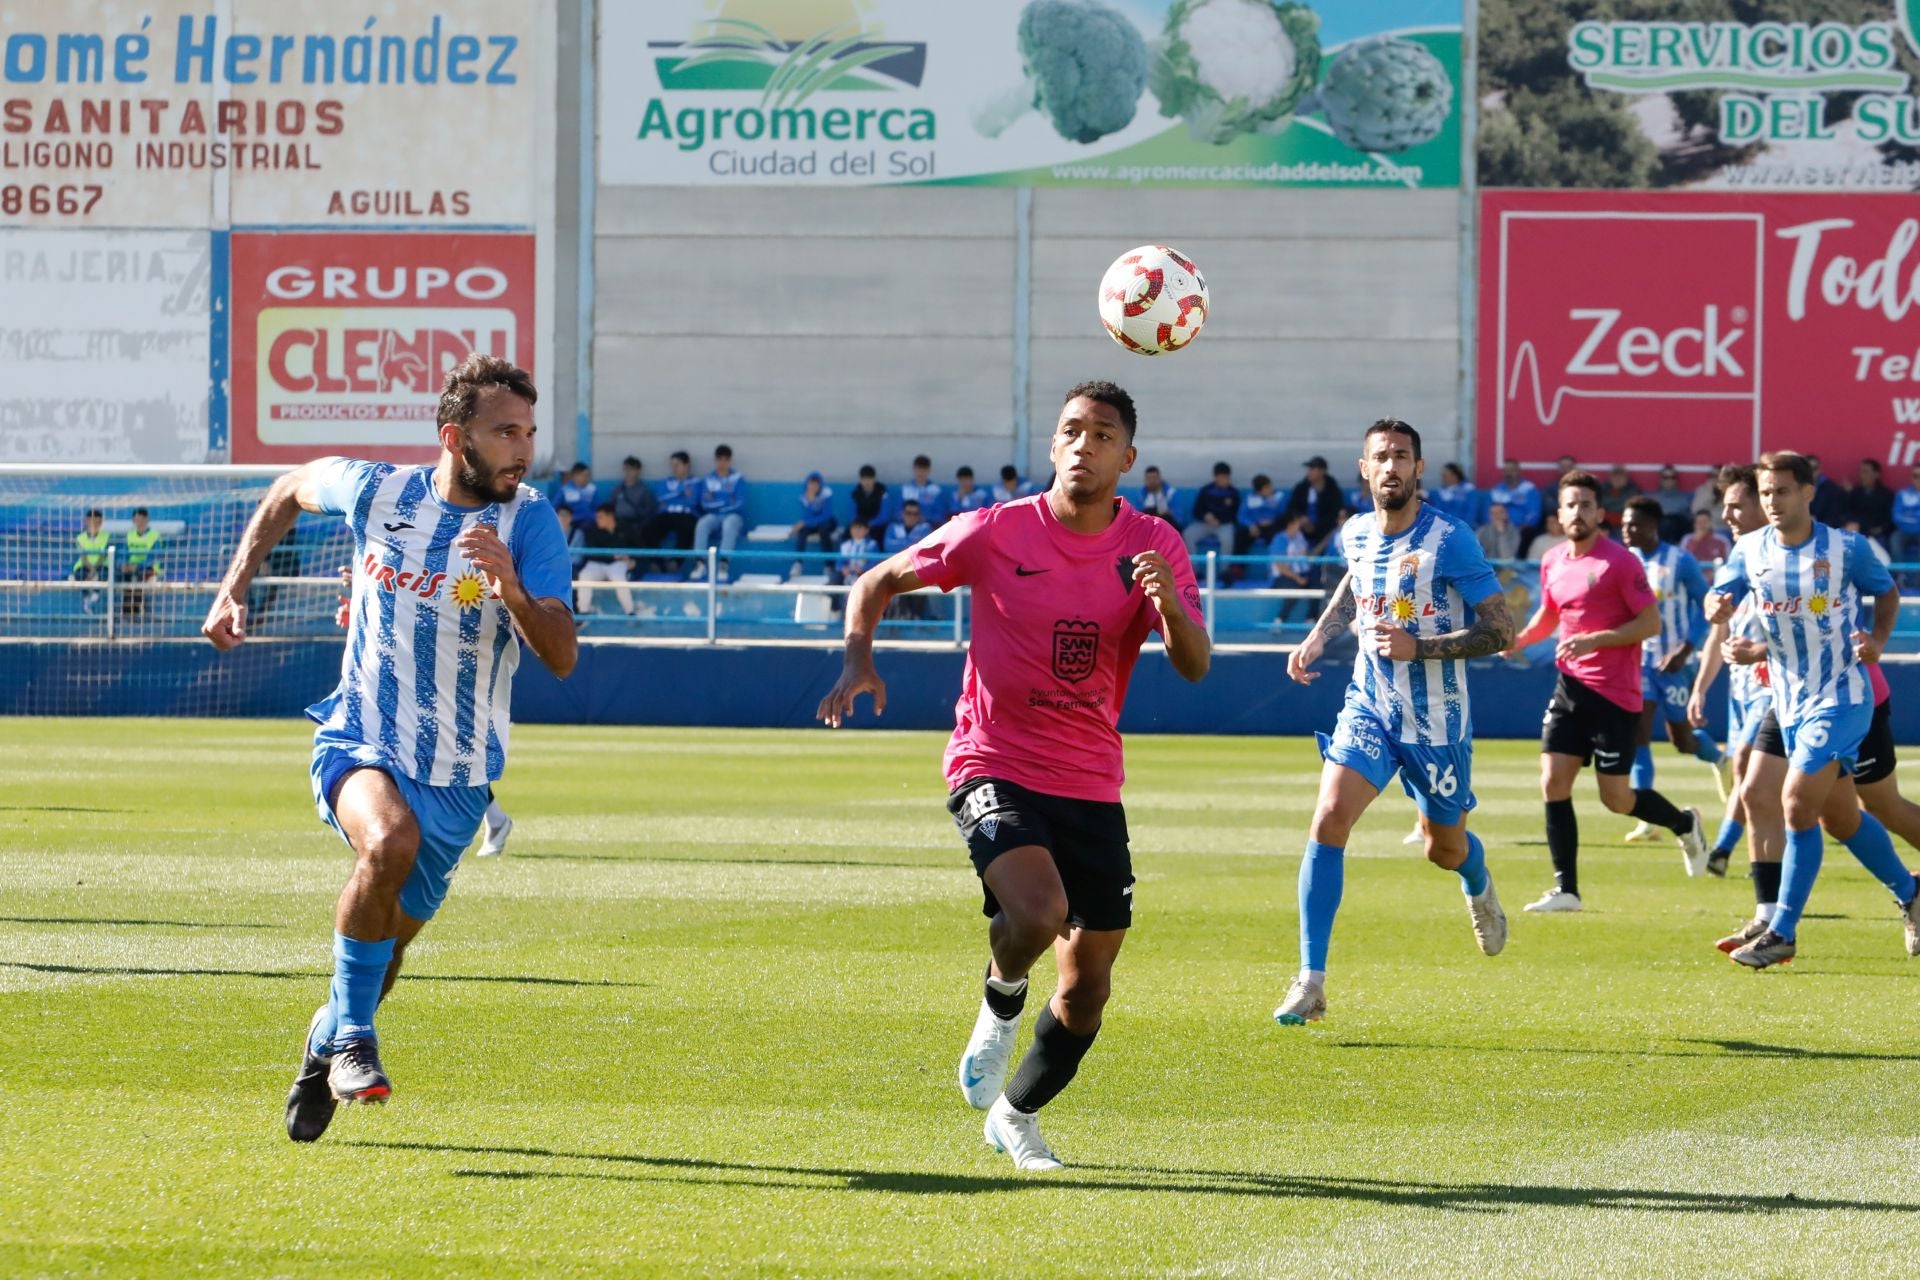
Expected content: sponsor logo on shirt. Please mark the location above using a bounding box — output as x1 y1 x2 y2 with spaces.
361 550 446 600
1052 619 1101 684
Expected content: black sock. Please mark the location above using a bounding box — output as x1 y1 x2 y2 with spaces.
1630 789 1691 833
1002 1005 1097 1114
1751 860 1783 907
983 966 1027 1021
1545 798 1579 898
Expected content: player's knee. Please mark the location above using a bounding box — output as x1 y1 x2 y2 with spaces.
1055 973 1110 1024
1003 893 1068 949
1309 804 1355 848
1599 785 1635 814
353 816 420 885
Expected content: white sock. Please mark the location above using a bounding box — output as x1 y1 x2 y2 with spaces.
1755 902 1776 921
1300 968 1326 986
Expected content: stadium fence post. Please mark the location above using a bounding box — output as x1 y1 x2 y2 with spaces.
706 546 719 644
1202 551 1216 640
105 545 118 640
952 587 965 647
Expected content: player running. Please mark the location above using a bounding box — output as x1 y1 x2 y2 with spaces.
1619 496 1731 847
1706 452 1916 968
1510 472 1707 912
1275 418 1514 1026
817 382 1208 1173
204 355 576 1141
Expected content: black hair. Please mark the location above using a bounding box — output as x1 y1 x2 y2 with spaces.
1559 469 1602 500
571 460 588 472
1001 464 1019 480
913 454 931 468
956 465 973 479
132 507 148 518
1252 473 1272 490
1623 495 1663 523
623 455 641 468
1062 379 1137 440
670 450 690 465
595 502 616 516
859 464 877 478
1365 417 1422 461
85 508 103 519
714 444 732 459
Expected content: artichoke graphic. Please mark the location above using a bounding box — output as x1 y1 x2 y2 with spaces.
1308 34 1452 154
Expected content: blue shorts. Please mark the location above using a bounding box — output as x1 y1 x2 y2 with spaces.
1726 691 1771 749
1782 702 1873 778
1641 663 1694 725
1318 704 1476 827
310 731 491 923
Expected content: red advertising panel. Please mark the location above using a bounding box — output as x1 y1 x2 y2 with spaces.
230 232 535 464
1479 190 1920 482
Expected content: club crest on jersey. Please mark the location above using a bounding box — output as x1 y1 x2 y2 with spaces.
1116 555 1136 593
1052 619 1101 683
1812 558 1832 579
1398 553 1421 575
361 551 446 600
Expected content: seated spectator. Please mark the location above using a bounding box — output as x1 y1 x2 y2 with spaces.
643 451 701 566
831 518 879 587
1599 464 1640 532
792 470 837 557
1683 511 1730 565
898 455 947 525
993 464 1033 504
576 503 635 616
1555 453 1577 476
1429 463 1478 525
1526 513 1568 560
1650 465 1692 542
1691 463 1729 530
1241 474 1283 546
690 444 746 580
1183 462 1242 558
1808 454 1848 526
554 505 584 609
1137 465 1177 524
1486 459 1542 540
950 466 990 516
72 507 109 613
1847 458 1894 541
1343 464 1372 516
611 456 656 548
558 461 598 525
884 499 933 553
849 464 888 529
1477 502 1521 562
1892 464 1920 572
1270 512 1316 626
1287 455 1346 549
119 506 163 616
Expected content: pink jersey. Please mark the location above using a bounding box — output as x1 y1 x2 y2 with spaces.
909 494 1204 803
1539 536 1657 712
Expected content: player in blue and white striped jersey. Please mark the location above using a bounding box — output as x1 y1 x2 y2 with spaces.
203 354 577 1138
1277 419 1516 1026
1706 451 1916 969
1620 496 1730 846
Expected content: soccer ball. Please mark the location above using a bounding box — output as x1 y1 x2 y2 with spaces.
1097 245 1209 355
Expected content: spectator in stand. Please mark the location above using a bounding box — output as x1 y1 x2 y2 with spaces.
831 518 879 587
1649 465 1693 543
1891 464 1920 575
643 450 701 570
1183 461 1242 559
575 503 636 617
1137 465 1177 524
1690 463 1729 530
849 464 888 530
1599 463 1641 532
250 526 305 634
1683 510 1730 565
1844 518 1892 570
611 456 656 551
1526 512 1568 561
1241 473 1283 546
1285 455 1346 550
792 470 837 558
691 444 747 580
1270 511 1316 627
1429 462 1478 525
898 455 946 525
951 466 990 516
72 507 109 613
1807 453 1848 526
993 464 1033 504
555 504 585 571
558 461 598 525
1477 501 1521 562
1846 458 1894 541
120 506 163 616
1555 453 1577 476
884 498 933 553
1486 459 1543 543
1343 463 1372 515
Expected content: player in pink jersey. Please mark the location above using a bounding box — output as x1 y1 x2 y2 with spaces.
817 381 1210 1172
1508 470 1707 912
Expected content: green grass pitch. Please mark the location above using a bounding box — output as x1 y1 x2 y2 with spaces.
4 718 1918 1277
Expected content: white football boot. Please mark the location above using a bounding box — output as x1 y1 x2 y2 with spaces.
984 1095 1064 1172
1523 888 1583 913
1466 874 1508 956
1622 821 1659 844
475 806 513 859
957 1000 1021 1110
1273 976 1326 1025
1677 807 1710 878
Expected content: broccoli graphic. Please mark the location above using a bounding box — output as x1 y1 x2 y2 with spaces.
972 0 1150 144
1303 34 1453 154
1149 0 1322 145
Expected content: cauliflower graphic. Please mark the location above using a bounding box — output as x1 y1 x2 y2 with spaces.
1306 34 1453 154
1150 0 1322 144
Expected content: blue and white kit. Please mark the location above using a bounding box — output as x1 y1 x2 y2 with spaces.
1632 541 1710 723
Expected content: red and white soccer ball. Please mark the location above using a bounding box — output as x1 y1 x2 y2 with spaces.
1097 245 1209 355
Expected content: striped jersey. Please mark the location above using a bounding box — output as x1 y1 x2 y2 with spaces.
1712 522 1892 728
1339 503 1501 746
1631 542 1710 669
1726 595 1769 710
305 459 574 787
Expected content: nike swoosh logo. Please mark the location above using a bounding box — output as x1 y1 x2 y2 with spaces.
1014 565 1050 576
383 521 415 533
962 1057 985 1089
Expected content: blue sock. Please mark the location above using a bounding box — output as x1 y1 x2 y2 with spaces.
1712 817 1745 856
1839 812 1917 903
328 932 394 1048
308 1004 339 1058
1630 745 1655 791
1692 734 1723 766
1298 840 1345 973
1455 831 1489 896
1772 826 1826 940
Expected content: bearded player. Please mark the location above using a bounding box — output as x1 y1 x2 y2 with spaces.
204 355 576 1140
1275 418 1514 1027
817 381 1209 1172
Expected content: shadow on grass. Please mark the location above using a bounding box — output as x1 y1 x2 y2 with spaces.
0 961 643 988
0 916 279 930
1331 1037 1920 1064
504 852 936 870
345 1140 1918 1213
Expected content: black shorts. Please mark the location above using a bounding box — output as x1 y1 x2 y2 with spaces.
1855 700 1897 786
947 776 1133 932
1753 709 1786 761
1541 673 1639 775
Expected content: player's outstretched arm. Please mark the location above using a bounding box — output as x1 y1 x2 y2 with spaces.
817 551 925 727
1507 600 1558 655
1559 602 1659 659
201 462 334 651
1411 592 1514 661
1288 572 1354 684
